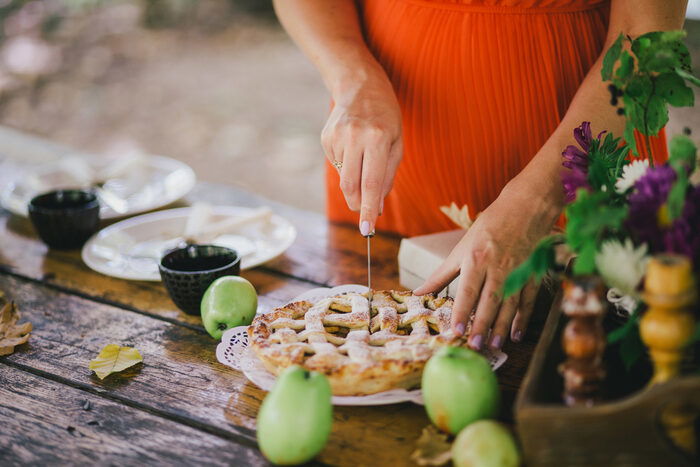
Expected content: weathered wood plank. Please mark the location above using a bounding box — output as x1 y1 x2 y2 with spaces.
0 273 438 466
0 366 268 466
0 210 313 328
0 183 399 330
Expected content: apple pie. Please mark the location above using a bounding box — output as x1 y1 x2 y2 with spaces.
248 290 469 396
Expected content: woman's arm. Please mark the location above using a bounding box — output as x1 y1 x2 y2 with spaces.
416 0 688 350
273 0 403 235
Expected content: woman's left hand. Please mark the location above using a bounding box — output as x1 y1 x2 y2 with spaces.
414 177 560 350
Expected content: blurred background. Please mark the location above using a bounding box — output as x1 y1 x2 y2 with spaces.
0 0 697 214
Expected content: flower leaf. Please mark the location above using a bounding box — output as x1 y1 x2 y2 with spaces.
503 236 558 298
642 94 669 136
667 171 689 221
676 68 700 87
619 322 645 371
602 33 624 81
669 134 698 172
608 308 641 344
616 50 634 80
656 72 694 107
89 344 143 380
624 118 639 156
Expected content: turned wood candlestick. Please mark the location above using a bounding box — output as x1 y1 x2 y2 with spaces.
640 254 697 384
558 276 607 407
640 254 697 456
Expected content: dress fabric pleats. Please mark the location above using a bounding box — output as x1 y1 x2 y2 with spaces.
325 0 667 237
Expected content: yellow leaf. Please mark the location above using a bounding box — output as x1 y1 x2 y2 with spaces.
89 344 143 380
0 297 32 356
410 425 452 466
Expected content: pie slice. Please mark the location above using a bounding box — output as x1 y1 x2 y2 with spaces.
248 290 470 396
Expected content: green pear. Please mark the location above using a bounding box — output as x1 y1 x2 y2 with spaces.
422 346 499 434
452 420 520 467
200 275 258 339
257 365 333 465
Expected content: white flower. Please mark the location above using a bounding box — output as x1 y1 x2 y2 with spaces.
439 202 473 230
595 239 649 296
615 159 650 194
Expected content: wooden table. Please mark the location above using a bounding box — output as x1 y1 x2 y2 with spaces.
0 164 546 465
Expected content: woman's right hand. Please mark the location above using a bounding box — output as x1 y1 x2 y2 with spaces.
322 69 403 235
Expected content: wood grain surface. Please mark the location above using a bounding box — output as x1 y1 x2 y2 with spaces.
0 177 545 466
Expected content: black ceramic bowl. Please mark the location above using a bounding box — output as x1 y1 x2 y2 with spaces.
159 244 241 315
28 189 100 250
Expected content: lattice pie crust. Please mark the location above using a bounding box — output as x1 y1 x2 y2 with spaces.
248 290 468 396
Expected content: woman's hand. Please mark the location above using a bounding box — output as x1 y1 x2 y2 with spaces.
414 177 561 350
322 69 403 235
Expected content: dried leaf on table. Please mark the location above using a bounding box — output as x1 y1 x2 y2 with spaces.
0 296 32 356
439 202 473 230
410 425 452 466
89 344 143 380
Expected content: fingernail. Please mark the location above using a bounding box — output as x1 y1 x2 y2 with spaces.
454 322 465 336
490 335 502 349
512 330 523 343
360 220 371 236
469 334 483 350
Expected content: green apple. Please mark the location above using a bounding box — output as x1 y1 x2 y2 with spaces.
200 275 258 339
256 365 333 465
452 420 520 467
422 346 499 434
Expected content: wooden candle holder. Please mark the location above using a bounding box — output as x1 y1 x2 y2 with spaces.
558 276 607 407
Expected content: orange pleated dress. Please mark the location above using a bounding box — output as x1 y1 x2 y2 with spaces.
326 0 667 237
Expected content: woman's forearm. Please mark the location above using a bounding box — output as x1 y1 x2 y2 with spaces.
272 0 389 99
511 0 688 215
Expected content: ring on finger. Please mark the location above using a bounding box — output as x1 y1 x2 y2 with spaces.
331 159 343 171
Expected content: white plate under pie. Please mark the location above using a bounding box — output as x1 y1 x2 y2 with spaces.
81 206 297 281
0 154 195 219
216 284 508 406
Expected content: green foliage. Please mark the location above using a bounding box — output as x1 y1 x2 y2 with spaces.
619 322 645 371
502 236 560 299
601 33 624 80
666 135 698 221
602 29 700 157
564 190 628 275
586 132 629 192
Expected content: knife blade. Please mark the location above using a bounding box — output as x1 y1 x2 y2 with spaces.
365 231 375 308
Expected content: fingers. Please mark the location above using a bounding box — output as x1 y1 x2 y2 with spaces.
489 294 519 350
413 255 460 296
511 280 539 343
359 141 389 235
338 145 363 212
381 139 403 208
450 258 486 340
468 269 506 350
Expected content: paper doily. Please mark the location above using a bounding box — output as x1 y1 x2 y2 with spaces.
216 284 508 406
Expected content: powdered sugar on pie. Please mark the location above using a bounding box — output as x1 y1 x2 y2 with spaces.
248 290 473 396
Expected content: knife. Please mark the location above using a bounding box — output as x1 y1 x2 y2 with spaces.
364 230 375 308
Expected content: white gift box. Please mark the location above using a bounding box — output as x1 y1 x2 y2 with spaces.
398 229 465 297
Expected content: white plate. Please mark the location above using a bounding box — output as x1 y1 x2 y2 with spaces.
216 285 508 406
0 154 195 219
81 206 297 281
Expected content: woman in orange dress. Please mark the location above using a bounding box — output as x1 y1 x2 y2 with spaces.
273 0 687 350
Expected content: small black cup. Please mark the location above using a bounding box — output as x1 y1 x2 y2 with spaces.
28 189 100 250
159 244 241 315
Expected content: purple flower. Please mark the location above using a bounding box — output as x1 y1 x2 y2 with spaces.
626 165 700 264
573 121 592 152
561 122 594 201
562 168 590 202
562 145 588 171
